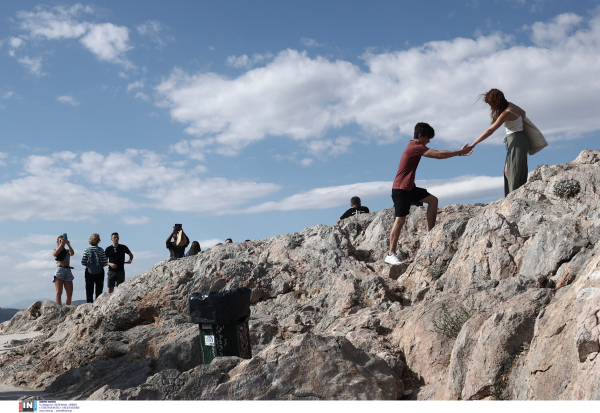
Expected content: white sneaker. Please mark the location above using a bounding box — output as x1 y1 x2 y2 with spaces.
385 253 402 265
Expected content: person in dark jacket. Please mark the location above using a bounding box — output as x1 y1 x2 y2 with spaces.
337 196 370 224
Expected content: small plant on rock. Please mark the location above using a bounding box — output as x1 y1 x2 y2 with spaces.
528 165 545 182
431 261 449 280
432 296 476 339
491 375 508 400
553 179 581 199
515 341 531 359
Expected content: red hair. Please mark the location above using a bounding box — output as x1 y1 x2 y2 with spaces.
480 89 508 124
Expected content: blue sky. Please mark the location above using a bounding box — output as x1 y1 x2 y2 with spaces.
1 0 599 307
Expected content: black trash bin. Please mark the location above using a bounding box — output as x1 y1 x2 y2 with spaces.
188 288 253 364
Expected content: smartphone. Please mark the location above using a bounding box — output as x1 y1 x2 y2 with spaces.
63 233 68 241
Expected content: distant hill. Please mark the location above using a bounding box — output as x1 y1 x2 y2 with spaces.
7 299 87 310
0 308 20 323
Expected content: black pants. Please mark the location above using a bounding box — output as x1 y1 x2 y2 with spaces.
85 269 105 303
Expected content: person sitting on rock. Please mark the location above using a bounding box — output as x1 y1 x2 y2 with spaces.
385 122 472 265
337 196 370 224
185 241 201 257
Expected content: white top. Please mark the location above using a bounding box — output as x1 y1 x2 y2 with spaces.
504 109 523 134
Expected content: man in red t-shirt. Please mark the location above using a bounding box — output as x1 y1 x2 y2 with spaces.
385 123 472 265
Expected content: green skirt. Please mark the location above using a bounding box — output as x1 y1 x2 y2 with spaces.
504 131 529 196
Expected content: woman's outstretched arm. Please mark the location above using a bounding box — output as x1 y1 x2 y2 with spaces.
472 111 510 146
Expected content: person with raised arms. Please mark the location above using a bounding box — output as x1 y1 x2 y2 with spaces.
385 122 472 266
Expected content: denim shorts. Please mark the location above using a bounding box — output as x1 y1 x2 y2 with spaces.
54 266 74 282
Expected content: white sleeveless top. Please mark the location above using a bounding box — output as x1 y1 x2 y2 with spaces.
504 109 523 134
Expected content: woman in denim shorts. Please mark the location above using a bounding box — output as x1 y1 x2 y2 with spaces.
53 235 75 306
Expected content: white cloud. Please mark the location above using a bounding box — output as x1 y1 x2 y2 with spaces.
156 10 600 159
529 12 582 47
169 139 208 161
303 136 355 157
0 152 7 166
70 149 188 191
127 80 144 91
16 5 133 68
232 175 503 215
9 37 25 51
300 158 314 167
0 152 136 221
209 46 215 51
16 4 92 40
300 37 323 47
135 92 150 101
121 216 150 225
225 52 274 69
0 174 135 221
198 238 224 249
236 181 391 214
9 38 24 48
14 249 54 271
2 92 14 99
145 178 281 213
80 23 133 67
57 95 80 106
17 56 44 76
137 20 172 48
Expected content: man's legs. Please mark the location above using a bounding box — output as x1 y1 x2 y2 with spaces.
107 269 115 293
108 270 124 293
388 216 406 255
419 194 438 231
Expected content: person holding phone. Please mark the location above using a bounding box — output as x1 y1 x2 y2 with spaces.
53 234 75 306
167 224 188 259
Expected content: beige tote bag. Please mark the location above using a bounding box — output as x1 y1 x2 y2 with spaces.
176 230 189 246
523 116 548 155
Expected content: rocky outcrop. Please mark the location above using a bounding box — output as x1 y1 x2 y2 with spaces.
1 150 600 400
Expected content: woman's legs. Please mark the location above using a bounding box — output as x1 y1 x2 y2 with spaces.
85 271 94 303
505 132 529 196
54 277 64 305
64 281 73 305
94 271 104 301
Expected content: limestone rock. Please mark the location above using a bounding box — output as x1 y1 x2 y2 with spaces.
1 150 599 400
211 333 401 400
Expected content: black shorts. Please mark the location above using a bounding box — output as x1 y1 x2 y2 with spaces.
107 269 125 288
392 187 431 218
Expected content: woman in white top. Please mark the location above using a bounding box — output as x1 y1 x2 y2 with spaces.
470 89 529 196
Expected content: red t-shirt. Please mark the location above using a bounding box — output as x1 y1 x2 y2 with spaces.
392 140 429 190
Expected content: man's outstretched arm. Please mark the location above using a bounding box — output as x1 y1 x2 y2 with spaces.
423 144 472 159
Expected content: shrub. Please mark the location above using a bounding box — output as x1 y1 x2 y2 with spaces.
432 296 475 339
528 165 545 182
553 179 581 199
431 262 448 280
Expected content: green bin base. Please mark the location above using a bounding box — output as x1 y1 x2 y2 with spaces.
199 321 252 364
